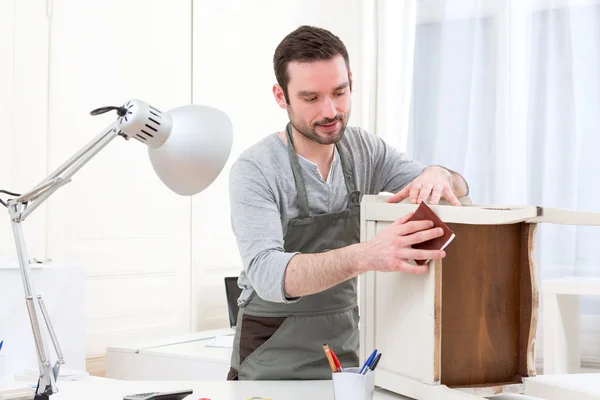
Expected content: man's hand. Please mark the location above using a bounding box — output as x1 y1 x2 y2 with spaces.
284 211 447 297
386 166 462 206
357 211 447 274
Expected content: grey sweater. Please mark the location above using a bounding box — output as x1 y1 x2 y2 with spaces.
229 126 426 305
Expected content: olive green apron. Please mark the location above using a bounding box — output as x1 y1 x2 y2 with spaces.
228 123 362 380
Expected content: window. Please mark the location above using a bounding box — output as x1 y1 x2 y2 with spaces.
408 0 600 366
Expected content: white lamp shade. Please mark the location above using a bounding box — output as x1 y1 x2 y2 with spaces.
148 105 233 196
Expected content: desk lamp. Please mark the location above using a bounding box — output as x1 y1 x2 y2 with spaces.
1 99 233 400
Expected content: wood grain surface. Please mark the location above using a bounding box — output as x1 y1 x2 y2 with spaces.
440 223 531 387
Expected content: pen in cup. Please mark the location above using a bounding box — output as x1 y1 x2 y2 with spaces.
359 349 377 374
330 349 343 372
362 352 382 375
323 344 337 373
370 353 382 370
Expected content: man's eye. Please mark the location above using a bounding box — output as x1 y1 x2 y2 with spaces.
305 97 317 103
334 91 346 97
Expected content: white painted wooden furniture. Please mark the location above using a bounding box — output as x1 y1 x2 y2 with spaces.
105 328 235 381
543 276 600 374
524 373 600 399
359 194 600 400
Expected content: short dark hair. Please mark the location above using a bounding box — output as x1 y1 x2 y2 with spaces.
273 25 351 104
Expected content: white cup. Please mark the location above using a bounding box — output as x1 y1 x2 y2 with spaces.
332 367 375 400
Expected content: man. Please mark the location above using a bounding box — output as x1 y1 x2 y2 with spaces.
227 25 469 381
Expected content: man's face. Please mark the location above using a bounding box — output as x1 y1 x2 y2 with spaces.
279 55 352 145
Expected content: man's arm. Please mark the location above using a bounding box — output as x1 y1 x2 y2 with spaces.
231 159 364 301
283 245 362 298
229 159 300 303
283 212 448 298
230 157 448 301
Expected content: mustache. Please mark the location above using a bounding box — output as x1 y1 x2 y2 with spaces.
314 115 342 126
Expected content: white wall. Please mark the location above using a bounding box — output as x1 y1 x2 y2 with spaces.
0 0 371 372
46 0 195 370
0 1 48 259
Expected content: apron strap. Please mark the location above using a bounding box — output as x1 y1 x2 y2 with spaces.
285 123 311 218
336 140 360 208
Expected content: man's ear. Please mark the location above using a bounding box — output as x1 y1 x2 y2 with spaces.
273 84 287 109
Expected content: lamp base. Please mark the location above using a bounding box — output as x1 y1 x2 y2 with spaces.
33 378 54 400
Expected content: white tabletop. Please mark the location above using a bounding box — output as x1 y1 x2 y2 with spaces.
0 376 552 400
138 338 232 364
107 328 235 354
9 373 600 400
5 379 402 400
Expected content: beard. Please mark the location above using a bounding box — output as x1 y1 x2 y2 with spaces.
287 107 351 145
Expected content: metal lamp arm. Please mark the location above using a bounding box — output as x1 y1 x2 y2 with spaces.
11 122 121 221
3 98 204 400
6 121 121 400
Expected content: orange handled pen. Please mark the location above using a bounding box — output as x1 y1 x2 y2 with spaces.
323 344 337 373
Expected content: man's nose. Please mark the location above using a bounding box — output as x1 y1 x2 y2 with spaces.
320 97 337 120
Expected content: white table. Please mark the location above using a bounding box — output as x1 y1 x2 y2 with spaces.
6 365 600 400
106 328 235 380
524 373 600 399
0 374 567 400
543 276 600 374
0 377 544 400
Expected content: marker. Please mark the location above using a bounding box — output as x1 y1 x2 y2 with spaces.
370 353 382 371
362 353 382 375
359 349 377 374
0 340 3 352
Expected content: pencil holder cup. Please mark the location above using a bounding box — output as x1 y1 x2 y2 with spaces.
332 367 375 400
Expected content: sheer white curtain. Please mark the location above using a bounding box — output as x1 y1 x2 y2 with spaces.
374 0 600 365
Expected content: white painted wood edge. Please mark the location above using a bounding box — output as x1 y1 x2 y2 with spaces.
524 378 600 400
526 224 540 377
363 201 540 225
359 199 369 365
422 259 441 384
363 195 600 226
529 206 600 226
453 383 524 397
359 213 377 366
543 277 600 295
